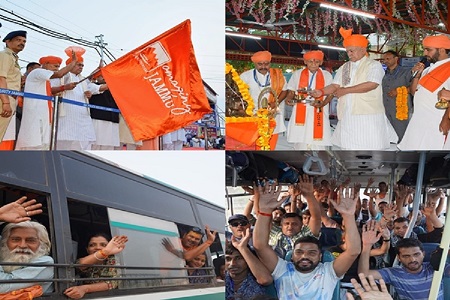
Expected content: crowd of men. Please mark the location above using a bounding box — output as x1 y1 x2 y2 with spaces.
225 176 448 300
0 30 144 150
237 28 450 150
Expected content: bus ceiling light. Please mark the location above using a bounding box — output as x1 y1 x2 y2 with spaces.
320 3 376 19
225 31 262 40
319 44 347 51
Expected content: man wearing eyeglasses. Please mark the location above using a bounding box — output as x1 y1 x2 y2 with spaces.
240 51 288 150
310 28 398 150
285 50 333 150
0 221 53 294
52 50 108 150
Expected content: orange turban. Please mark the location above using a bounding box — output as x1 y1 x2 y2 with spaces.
339 27 368 48
423 35 450 49
251 51 272 63
39 56 62 65
304 50 324 61
66 54 84 65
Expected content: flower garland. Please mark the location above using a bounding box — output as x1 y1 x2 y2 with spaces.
225 63 274 150
396 86 408 120
256 108 275 150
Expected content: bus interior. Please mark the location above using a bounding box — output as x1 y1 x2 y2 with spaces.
226 150 450 300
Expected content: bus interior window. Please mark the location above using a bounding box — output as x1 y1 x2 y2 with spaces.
67 200 111 262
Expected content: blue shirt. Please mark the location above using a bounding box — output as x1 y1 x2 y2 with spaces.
0 255 54 293
225 272 266 300
379 262 450 300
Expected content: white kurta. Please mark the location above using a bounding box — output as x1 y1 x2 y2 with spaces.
92 120 120 149
51 73 100 148
398 57 450 150
16 68 54 149
331 57 398 149
240 68 287 135
163 128 186 150
286 68 333 149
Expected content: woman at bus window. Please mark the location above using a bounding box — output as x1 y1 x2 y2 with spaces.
63 233 128 299
186 253 210 284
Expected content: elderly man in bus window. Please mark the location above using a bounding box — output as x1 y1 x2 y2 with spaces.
0 221 54 294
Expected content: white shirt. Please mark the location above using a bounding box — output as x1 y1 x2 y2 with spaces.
331 57 397 149
52 72 101 142
286 68 333 148
240 68 288 135
16 68 54 149
398 57 450 150
272 258 341 300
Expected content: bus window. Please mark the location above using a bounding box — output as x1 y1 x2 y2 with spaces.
107 208 188 289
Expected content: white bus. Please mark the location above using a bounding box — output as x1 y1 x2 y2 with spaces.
0 151 225 300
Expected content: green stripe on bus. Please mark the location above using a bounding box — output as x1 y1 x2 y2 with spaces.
165 292 225 300
110 221 179 237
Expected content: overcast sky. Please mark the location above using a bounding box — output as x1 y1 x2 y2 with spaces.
0 0 224 111
90 151 225 208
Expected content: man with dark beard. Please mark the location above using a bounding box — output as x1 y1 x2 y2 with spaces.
398 34 450 150
0 221 53 293
253 184 361 299
359 235 450 300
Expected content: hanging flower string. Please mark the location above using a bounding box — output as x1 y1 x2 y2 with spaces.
396 86 408 120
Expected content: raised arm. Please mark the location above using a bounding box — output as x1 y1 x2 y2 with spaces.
329 186 361 277
253 183 282 272
182 226 216 261
0 197 42 223
232 228 273 285
78 236 128 267
298 175 321 237
363 177 375 197
357 221 383 280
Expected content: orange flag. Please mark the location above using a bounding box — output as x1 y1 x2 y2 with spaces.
101 20 211 140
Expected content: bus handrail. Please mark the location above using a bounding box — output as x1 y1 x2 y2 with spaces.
0 261 215 271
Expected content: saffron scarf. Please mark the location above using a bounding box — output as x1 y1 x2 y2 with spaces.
296 68 325 140
418 61 450 93
46 80 53 124
268 68 284 105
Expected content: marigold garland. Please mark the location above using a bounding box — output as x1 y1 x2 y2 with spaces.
225 63 274 150
396 86 408 120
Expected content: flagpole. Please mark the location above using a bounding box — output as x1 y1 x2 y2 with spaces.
49 95 61 150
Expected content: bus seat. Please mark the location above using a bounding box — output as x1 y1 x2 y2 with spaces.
422 243 440 262
444 276 450 300
319 227 342 249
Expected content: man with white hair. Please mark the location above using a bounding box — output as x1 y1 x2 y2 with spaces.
0 221 54 293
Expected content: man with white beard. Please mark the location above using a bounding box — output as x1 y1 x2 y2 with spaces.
0 221 53 293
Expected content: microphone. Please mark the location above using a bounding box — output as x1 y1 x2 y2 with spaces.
411 57 428 79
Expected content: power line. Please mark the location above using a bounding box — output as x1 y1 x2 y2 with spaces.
0 7 116 61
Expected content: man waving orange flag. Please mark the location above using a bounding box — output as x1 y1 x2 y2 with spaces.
102 20 211 141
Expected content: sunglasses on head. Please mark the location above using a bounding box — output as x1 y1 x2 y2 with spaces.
191 227 204 235
230 221 249 227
